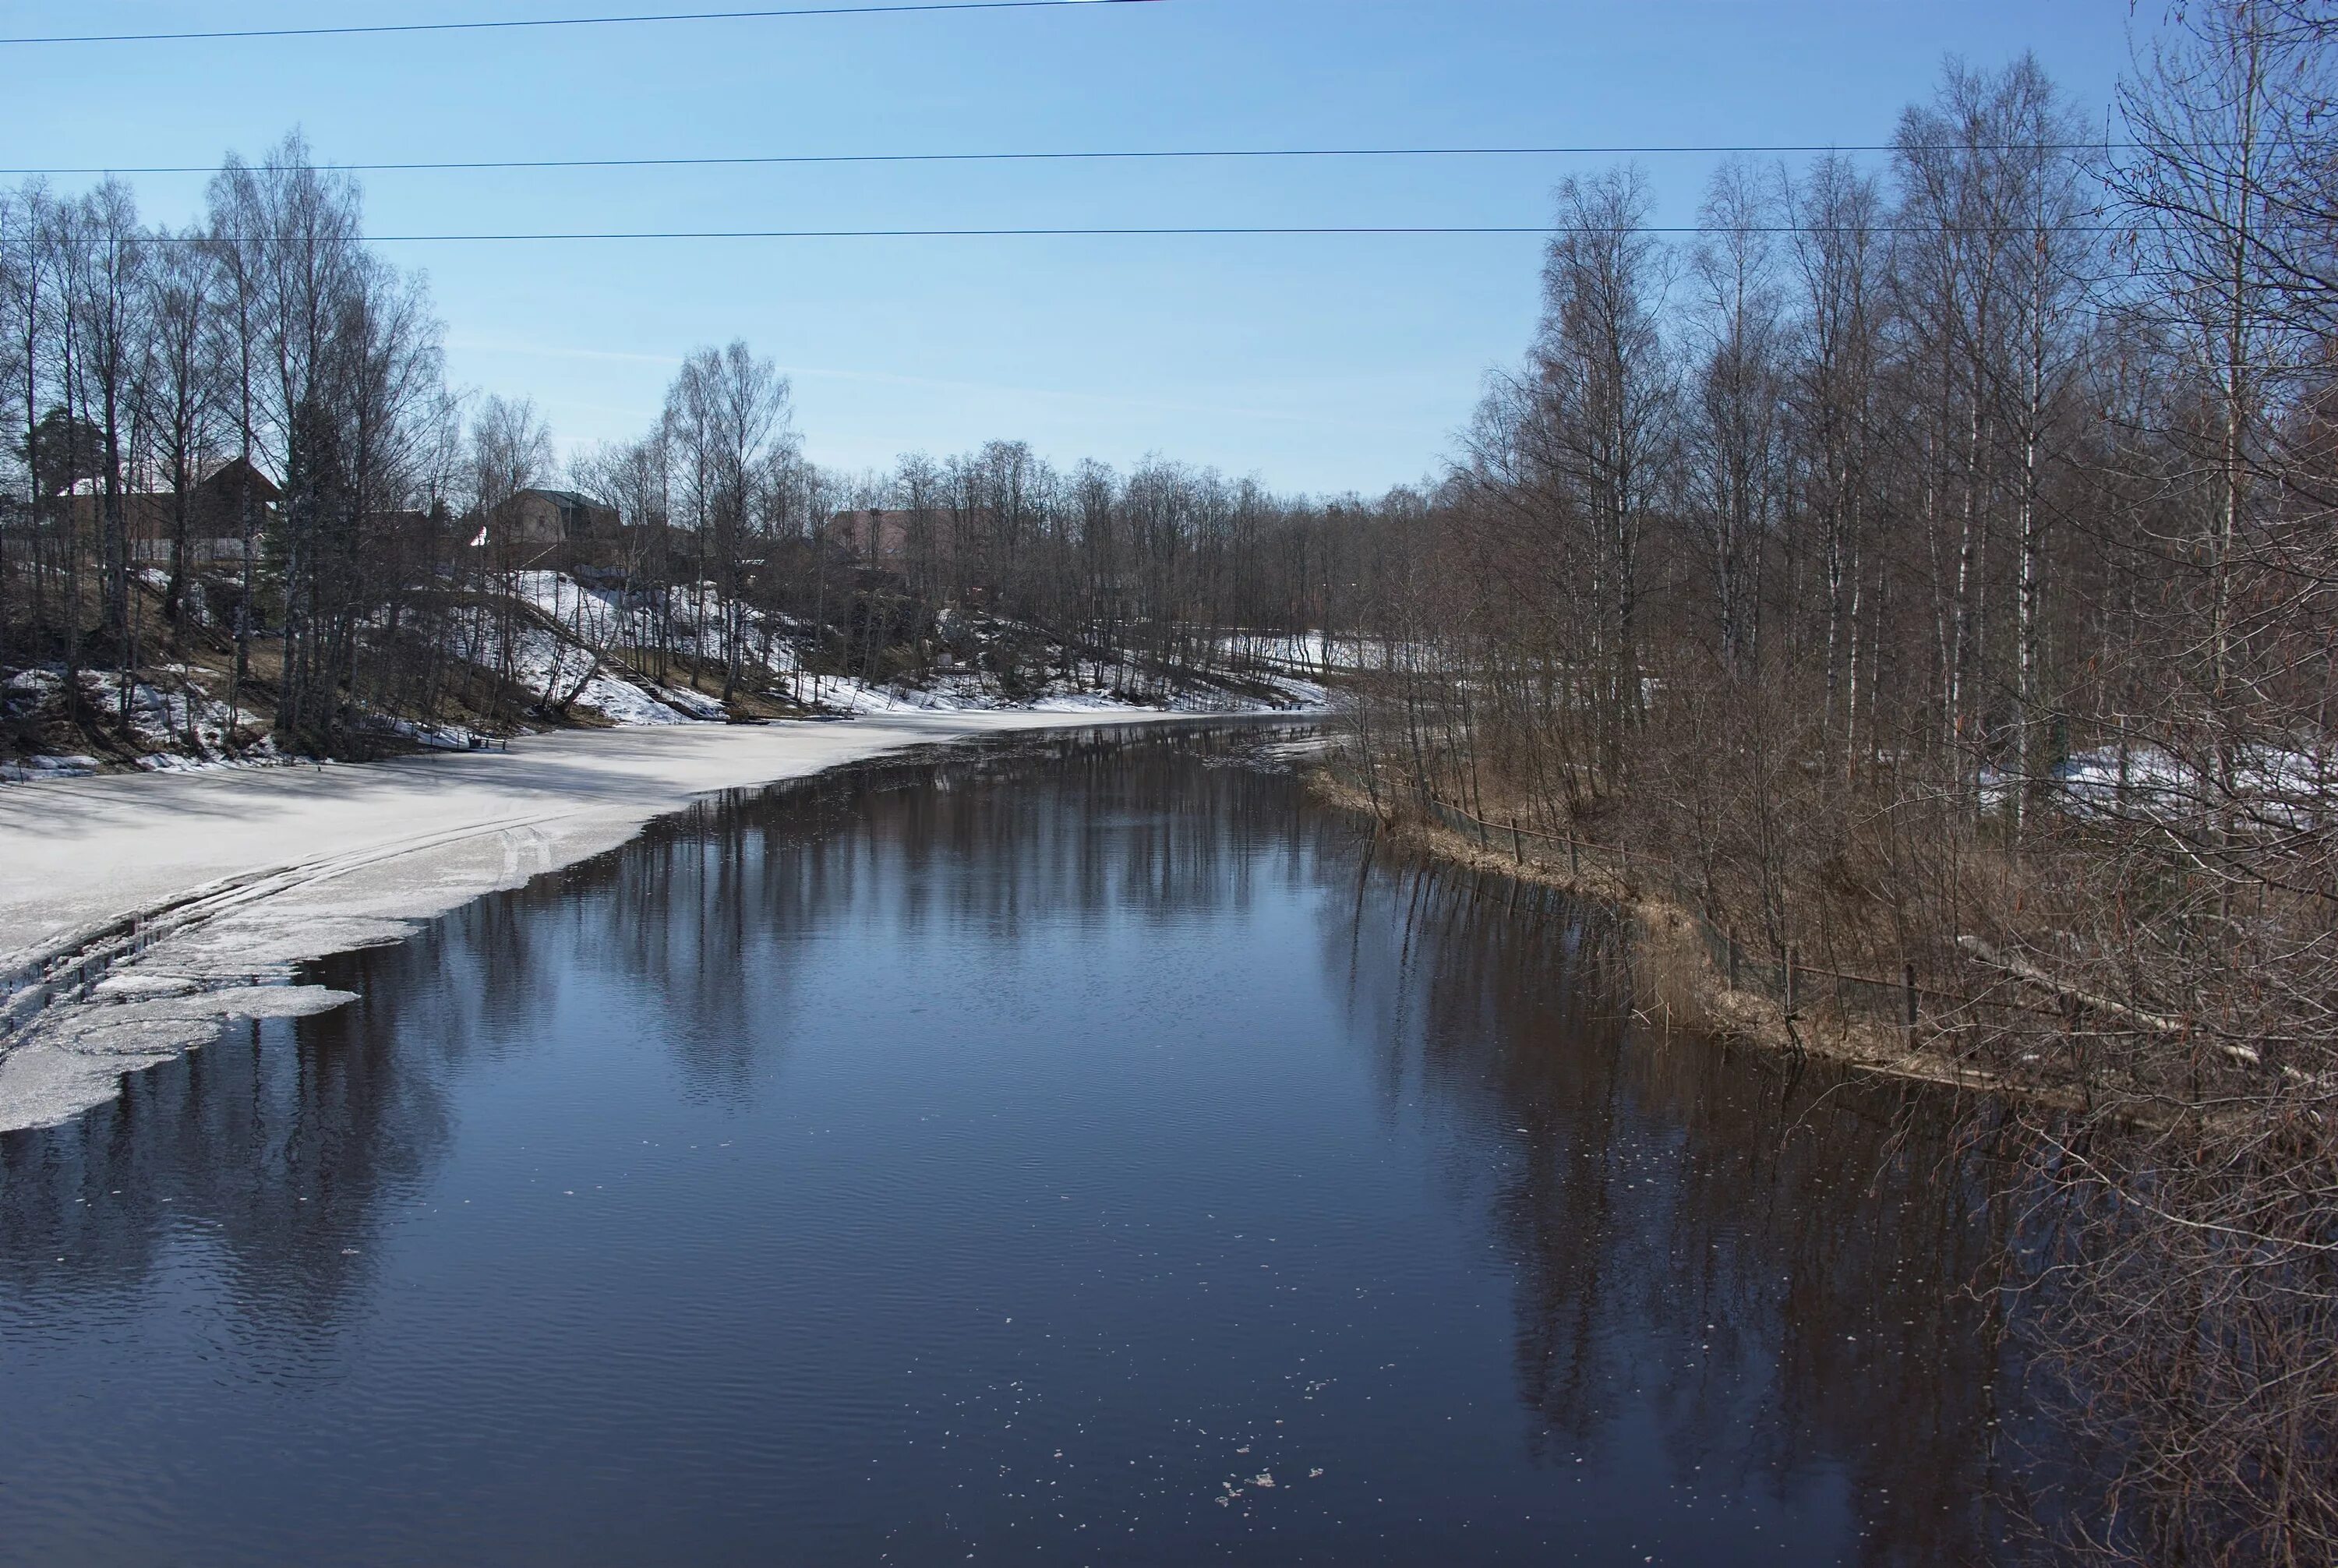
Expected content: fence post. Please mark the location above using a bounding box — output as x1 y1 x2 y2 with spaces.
1904 962 1919 1033
1510 822 1523 865
1569 839 1580 879
1785 946 1799 1015
1727 928 1739 990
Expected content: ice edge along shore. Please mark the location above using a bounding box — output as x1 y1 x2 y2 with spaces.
0 710 1288 1134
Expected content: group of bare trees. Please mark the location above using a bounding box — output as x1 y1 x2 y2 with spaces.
1343 9 2338 1559
1424 51 2103 832
0 134 461 749
566 404 1401 702
565 343 818 701
0 134 1369 750
853 443 1389 684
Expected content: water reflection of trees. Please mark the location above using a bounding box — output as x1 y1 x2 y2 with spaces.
0 725 2055 1566
1330 853 2047 1567
0 726 1315 1324
0 961 453 1334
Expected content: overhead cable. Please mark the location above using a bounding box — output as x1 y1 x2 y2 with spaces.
117 221 2130 244
3 143 2137 177
0 0 1164 48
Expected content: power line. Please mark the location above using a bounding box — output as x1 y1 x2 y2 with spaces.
0 0 1163 48
2 143 2143 178
120 222 2130 243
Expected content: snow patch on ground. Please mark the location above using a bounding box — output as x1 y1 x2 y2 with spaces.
1981 740 2338 829
4 666 279 780
5 574 1333 782
786 668 1329 719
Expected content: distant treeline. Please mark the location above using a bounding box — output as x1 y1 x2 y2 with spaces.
0 140 1406 741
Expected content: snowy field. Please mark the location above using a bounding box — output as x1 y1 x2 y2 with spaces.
0 711 1298 1133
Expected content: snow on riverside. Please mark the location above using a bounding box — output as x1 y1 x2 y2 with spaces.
0 546 1326 1131
2 570 1328 779
0 709 1327 1135
5 666 280 779
487 572 1327 726
0 560 1328 1131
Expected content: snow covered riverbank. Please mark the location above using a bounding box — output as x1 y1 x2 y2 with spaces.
0 711 1277 1133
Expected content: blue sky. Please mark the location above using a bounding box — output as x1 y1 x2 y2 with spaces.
21 1 2141 494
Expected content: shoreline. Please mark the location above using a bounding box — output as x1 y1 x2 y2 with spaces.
1309 770 2067 1113
0 710 1277 1134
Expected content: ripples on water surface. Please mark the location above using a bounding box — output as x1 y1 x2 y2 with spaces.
0 726 2042 1565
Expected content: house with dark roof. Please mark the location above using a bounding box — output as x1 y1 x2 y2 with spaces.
68 455 281 565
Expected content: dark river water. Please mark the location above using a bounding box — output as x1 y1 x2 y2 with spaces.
0 726 2043 1566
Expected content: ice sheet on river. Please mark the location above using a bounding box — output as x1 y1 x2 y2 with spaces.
0 712 1262 1133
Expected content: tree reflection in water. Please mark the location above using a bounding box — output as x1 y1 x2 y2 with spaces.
0 726 2063 1566
1334 854 2045 1563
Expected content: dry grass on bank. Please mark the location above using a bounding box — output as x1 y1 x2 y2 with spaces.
1311 768 2050 1107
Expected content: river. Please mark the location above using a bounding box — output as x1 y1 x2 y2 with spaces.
0 724 2043 1565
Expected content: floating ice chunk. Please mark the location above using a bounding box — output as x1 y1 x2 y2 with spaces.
90 974 200 999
